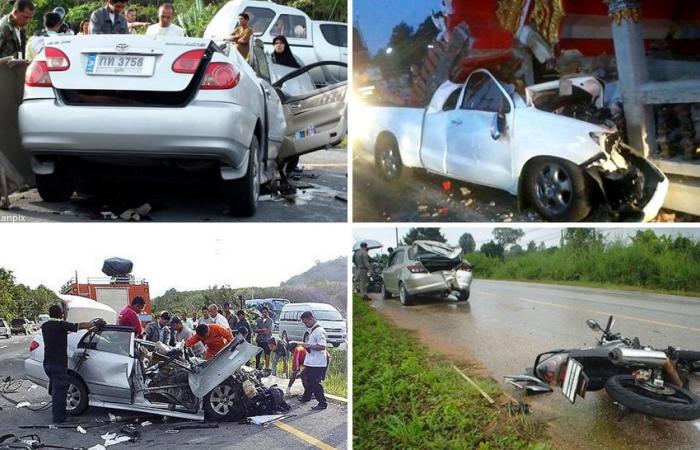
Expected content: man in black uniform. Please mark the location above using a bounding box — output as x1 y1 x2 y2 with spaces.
41 304 104 424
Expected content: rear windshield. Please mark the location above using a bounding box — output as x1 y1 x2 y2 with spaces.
315 310 343 321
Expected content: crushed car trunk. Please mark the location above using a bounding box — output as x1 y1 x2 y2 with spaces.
413 240 463 272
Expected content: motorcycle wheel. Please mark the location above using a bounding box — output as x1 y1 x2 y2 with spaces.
605 374 700 421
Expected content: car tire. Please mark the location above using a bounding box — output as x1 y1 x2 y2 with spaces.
204 379 246 420
65 375 89 416
381 282 391 299
303 332 309 343
332 343 340 348
399 282 413 306
225 135 261 217
375 139 410 181
523 157 592 222
35 164 75 203
458 289 470 302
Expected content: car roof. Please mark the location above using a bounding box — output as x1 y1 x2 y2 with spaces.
282 302 336 310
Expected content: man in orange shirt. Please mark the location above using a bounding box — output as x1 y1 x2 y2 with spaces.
286 342 307 395
185 323 233 360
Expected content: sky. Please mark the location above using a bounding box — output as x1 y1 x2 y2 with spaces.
0 224 348 297
354 0 442 54
352 226 700 254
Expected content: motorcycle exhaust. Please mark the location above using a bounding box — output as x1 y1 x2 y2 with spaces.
609 348 668 368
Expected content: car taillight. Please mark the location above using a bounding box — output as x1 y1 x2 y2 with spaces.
406 262 427 274
44 47 70 71
460 262 473 272
29 340 39 352
25 60 52 87
201 62 240 90
172 49 206 74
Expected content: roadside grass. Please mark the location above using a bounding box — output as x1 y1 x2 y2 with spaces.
270 347 347 398
353 296 550 449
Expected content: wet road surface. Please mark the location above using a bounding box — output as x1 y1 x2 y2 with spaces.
0 334 347 449
368 279 700 449
0 149 348 223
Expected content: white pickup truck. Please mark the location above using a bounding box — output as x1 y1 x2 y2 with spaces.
356 69 669 222
204 0 347 84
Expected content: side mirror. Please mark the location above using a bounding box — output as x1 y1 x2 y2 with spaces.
490 112 506 140
586 319 601 332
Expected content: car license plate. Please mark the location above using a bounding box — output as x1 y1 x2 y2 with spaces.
86 54 155 76
561 358 588 403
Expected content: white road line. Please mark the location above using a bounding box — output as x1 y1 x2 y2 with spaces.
0 345 7 349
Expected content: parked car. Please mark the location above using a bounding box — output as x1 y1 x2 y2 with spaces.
10 318 32 335
37 314 50 326
381 240 473 306
356 69 668 222
278 302 346 347
204 0 347 84
19 35 347 217
246 298 290 332
26 323 267 421
0 318 11 339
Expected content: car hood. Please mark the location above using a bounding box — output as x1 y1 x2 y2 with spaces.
188 338 261 398
413 240 461 259
525 74 605 109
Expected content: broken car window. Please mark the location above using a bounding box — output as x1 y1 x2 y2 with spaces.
242 7 276 34
442 88 462 111
461 72 511 114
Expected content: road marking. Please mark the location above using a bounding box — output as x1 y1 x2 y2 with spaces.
274 422 337 450
0 345 7 349
497 294 700 333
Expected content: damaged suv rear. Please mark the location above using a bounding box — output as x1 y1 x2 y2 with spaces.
381 240 472 306
25 325 286 421
524 75 668 221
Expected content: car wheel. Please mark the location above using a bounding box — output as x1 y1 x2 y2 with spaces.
375 139 408 181
225 135 261 217
204 380 245 420
303 332 309 343
524 157 591 222
332 343 340 348
381 282 391 299
458 289 470 302
399 282 413 306
35 164 75 203
65 375 89 416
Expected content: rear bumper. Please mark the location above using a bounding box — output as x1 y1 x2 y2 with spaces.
19 99 256 179
403 270 472 296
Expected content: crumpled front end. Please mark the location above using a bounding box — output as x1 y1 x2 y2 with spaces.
584 134 668 222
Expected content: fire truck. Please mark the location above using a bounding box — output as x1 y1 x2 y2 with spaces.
60 272 153 325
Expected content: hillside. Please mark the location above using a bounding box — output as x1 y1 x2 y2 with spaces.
153 256 347 316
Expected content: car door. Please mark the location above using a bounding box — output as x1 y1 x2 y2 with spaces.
274 61 347 160
446 70 515 190
316 23 348 82
420 86 462 174
382 249 405 293
74 326 134 402
250 40 285 155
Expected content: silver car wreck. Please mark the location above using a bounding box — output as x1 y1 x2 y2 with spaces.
381 240 473 306
25 325 269 421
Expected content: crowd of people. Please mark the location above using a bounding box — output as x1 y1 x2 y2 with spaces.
116 296 329 410
1 0 304 68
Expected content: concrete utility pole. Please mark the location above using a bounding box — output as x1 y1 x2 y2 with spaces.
606 0 654 154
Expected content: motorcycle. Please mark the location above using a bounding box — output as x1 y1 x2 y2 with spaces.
505 315 700 421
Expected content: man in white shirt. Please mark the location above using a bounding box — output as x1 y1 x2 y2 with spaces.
299 311 328 410
146 3 184 37
207 304 230 329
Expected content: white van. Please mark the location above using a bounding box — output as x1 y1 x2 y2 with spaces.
278 302 346 347
204 0 347 82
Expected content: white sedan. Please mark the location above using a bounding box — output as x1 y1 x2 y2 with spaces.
19 35 347 216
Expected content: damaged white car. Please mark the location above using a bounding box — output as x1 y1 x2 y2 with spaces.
357 69 668 222
381 240 473 306
25 325 285 421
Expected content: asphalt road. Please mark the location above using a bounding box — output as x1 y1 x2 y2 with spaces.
0 334 347 450
0 149 348 223
368 279 700 450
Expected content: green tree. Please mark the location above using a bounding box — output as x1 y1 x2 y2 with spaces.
526 240 537 252
401 228 446 245
480 241 504 259
458 233 476 253
563 228 604 250
493 228 524 247
507 244 524 257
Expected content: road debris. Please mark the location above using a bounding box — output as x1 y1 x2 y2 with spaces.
15 402 30 408
76 426 86 434
441 180 452 191
335 195 347 202
460 187 471 196
452 365 495 405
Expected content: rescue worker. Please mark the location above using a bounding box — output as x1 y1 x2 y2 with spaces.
286 341 307 395
185 323 233 360
170 316 205 358
354 242 371 300
0 0 35 59
41 304 104 424
118 296 145 337
267 336 289 377
144 310 171 344
299 311 327 410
